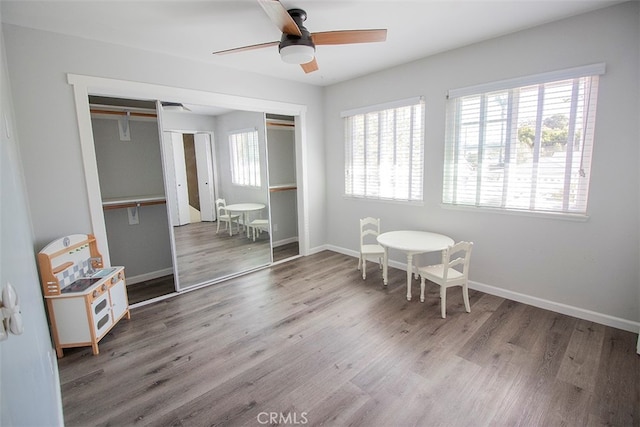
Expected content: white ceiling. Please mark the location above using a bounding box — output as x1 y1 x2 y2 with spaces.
1 0 623 87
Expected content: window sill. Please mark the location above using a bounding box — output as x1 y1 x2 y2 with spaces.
440 203 589 222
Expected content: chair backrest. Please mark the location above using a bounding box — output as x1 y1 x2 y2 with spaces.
360 217 381 246
442 241 473 281
215 198 227 215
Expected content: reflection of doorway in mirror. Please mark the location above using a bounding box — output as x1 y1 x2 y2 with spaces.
182 133 217 223
182 134 201 223
163 132 216 227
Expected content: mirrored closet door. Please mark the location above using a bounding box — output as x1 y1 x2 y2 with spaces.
160 106 272 291
83 90 303 305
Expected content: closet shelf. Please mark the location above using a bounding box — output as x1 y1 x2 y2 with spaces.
102 195 166 210
269 184 297 193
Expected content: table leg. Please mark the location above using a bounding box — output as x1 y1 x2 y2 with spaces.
406 253 414 300
382 248 388 286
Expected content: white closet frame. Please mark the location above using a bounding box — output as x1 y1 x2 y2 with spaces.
67 73 309 268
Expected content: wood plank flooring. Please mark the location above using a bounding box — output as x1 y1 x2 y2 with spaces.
173 221 271 288
126 275 175 305
58 251 640 426
126 228 299 305
273 242 299 263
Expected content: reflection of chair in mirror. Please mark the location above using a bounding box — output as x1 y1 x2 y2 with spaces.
358 217 386 280
215 199 240 236
418 241 473 318
248 218 269 241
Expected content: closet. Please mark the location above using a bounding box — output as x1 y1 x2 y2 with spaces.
90 97 175 303
70 75 310 306
266 115 299 259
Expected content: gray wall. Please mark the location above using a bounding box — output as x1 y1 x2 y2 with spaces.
0 31 63 425
2 23 325 253
324 2 640 325
93 118 166 198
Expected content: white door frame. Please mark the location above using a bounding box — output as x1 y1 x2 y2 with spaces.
67 73 309 267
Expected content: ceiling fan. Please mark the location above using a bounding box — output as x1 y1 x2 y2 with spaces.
212 0 387 73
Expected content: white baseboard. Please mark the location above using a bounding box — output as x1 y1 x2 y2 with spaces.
273 236 298 248
469 280 640 333
321 245 640 333
126 267 173 285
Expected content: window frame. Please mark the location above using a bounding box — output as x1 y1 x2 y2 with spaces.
228 128 261 188
343 97 425 203
442 64 604 218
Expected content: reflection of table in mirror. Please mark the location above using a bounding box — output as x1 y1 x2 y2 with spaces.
225 203 266 238
377 230 454 301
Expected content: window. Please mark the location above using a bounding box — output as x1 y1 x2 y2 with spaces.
343 97 424 202
443 64 604 216
229 129 260 187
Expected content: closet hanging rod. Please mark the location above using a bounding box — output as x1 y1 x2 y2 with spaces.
102 200 166 210
269 185 297 193
90 108 157 118
266 120 295 128
102 195 166 210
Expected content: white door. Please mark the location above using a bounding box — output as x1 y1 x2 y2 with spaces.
163 132 190 226
161 131 179 226
194 133 215 221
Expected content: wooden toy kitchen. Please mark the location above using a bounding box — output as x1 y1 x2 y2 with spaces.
38 234 130 357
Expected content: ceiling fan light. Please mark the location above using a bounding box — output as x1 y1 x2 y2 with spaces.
280 44 315 65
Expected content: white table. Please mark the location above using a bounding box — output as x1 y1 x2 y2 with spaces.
377 230 454 301
225 203 266 238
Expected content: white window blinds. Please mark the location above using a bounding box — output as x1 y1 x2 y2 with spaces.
344 97 424 202
443 65 603 216
229 129 261 187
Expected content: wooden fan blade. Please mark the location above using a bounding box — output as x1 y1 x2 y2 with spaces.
312 29 387 45
257 0 302 36
300 58 319 74
212 41 279 55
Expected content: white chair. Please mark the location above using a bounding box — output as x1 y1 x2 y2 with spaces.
358 217 386 280
215 198 240 236
248 218 269 241
418 241 473 318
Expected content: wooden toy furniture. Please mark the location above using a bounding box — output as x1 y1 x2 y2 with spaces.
38 234 130 357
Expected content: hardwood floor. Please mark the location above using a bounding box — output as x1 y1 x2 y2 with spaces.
58 251 640 426
126 224 299 305
126 275 175 305
273 241 300 263
173 221 271 287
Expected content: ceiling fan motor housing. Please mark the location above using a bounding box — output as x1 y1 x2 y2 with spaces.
279 8 315 62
